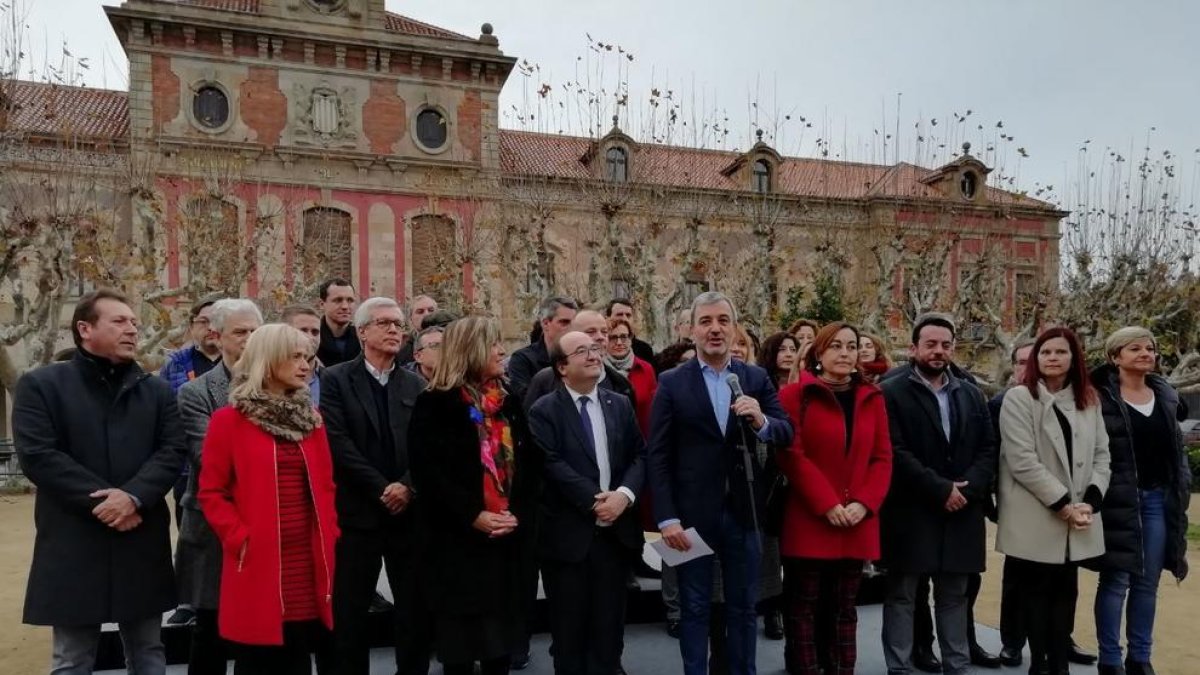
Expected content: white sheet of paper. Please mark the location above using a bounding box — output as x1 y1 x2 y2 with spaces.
650 527 715 567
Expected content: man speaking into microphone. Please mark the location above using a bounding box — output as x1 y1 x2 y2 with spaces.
648 291 793 675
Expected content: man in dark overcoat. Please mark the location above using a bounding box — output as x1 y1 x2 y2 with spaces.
879 314 996 675
13 289 186 674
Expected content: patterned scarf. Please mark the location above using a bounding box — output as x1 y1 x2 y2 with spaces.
230 386 322 441
604 352 635 376
462 381 514 507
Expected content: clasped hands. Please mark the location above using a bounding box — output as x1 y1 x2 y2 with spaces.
1057 502 1095 530
90 488 140 531
593 490 631 523
380 482 412 515
825 502 868 527
473 510 518 538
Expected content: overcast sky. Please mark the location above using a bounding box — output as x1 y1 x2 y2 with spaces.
15 0 1200 205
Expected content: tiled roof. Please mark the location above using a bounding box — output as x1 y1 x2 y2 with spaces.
2 80 1048 209
383 12 474 42
169 0 261 13
498 129 1050 208
4 81 129 141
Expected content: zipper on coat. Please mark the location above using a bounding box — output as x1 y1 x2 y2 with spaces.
298 439 334 604
274 440 286 616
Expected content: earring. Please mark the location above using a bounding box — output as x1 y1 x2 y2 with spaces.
815 363 822 372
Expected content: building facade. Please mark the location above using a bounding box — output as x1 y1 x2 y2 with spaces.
1 0 1065 349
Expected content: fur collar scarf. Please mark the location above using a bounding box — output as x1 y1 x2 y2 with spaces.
229 387 321 441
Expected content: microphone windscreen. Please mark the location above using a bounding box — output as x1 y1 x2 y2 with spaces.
725 372 744 398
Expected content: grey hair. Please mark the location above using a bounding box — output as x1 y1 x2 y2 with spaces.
536 295 579 322
408 294 435 310
1104 326 1156 361
690 291 738 325
208 298 263 333
354 297 402 329
415 325 444 346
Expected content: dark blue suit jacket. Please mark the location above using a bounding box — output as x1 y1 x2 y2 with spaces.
529 385 646 563
647 358 793 543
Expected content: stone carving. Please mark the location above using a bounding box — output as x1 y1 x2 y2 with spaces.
291 83 359 148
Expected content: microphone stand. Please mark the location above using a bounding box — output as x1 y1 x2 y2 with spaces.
734 412 763 544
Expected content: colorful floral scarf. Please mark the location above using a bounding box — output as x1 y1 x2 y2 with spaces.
462 382 515 512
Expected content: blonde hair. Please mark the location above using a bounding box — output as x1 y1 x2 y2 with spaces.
230 323 313 398
1105 326 1156 362
427 316 502 392
733 324 757 362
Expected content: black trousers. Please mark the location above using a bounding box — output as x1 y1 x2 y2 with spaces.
1006 558 1077 675
333 526 432 675
1000 556 1027 650
188 609 232 675
542 529 631 675
914 573 982 651
232 620 331 675
514 507 543 659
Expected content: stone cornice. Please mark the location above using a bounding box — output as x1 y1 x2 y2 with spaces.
105 5 516 88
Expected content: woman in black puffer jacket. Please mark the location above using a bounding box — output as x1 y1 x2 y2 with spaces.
1088 327 1190 675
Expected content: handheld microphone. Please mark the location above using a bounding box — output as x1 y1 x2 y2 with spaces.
725 373 744 399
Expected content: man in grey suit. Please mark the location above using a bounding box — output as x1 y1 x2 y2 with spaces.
175 298 261 675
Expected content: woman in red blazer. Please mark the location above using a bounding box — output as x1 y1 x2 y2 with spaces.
777 322 892 675
199 324 340 675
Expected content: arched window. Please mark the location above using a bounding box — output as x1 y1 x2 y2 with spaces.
301 207 352 284
605 146 628 182
752 159 771 194
960 170 978 199
182 197 239 286
410 214 457 295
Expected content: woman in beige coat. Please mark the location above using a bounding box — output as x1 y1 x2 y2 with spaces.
997 326 1111 675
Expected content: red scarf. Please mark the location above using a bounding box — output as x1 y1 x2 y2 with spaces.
462 382 515 512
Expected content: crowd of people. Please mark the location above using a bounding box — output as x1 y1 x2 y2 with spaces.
10 280 1191 675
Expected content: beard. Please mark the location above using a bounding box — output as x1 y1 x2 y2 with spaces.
914 359 948 378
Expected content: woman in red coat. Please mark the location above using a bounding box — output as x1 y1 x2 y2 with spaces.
199 324 340 675
604 318 657 435
777 321 892 675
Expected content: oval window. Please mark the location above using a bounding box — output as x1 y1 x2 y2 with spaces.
193 86 229 130
416 108 448 151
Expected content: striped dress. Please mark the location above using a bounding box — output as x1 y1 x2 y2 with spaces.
276 440 318 622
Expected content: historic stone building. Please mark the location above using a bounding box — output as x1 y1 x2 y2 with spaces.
2 0 1065 347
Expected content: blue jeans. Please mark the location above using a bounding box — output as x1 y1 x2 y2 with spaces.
1095 488 1167 666
676 508 762 675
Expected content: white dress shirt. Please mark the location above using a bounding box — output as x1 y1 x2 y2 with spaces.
364 358 396 385
564 384 636 526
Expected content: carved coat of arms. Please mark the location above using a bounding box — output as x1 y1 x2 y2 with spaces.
292 83 359 147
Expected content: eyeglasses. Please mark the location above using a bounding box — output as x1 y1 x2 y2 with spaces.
370 319 405 331
191 317 210 326
609 334 632 342
567 344 606 359
416 343 442 353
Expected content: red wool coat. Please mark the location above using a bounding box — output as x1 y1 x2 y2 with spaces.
777 372 893 560
626 357 658 437
198 406 340 646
